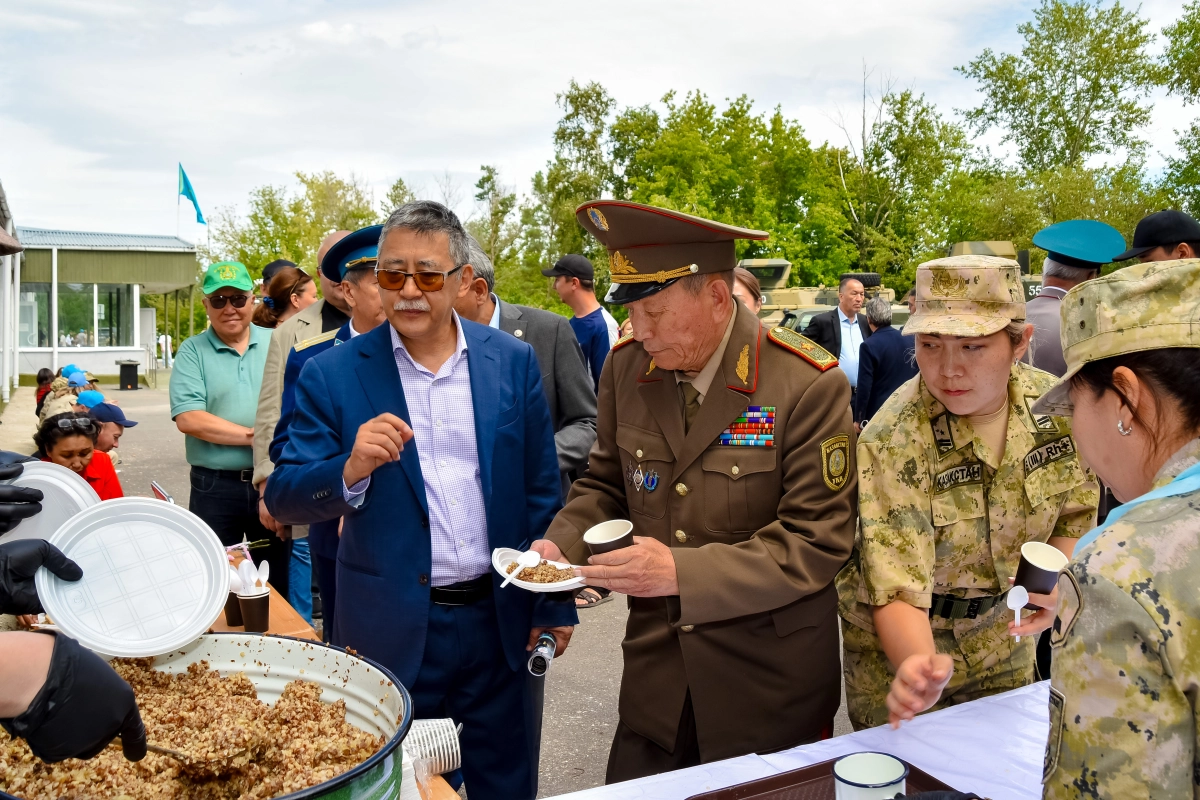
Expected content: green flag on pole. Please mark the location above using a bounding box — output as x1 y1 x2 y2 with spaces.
178 164 205 224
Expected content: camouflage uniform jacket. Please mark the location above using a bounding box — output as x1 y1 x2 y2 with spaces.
838 363 1098 668
1044 437 1200 799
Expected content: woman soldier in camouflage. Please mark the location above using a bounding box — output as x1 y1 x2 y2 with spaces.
836 255 1099 730
1033 259 1200 798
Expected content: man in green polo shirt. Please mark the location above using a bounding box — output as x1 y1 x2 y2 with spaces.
169 261 290 600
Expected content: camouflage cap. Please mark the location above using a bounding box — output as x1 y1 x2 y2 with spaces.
902 255 1026 337
1031 258 1200 415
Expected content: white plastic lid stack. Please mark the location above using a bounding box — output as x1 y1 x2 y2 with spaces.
35 497 230 657
0 461 99 544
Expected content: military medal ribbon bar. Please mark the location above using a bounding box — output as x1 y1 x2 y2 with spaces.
719 406 776 447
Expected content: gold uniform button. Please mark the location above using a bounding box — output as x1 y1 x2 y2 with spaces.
674 530 688 543
731 465 740 475
636 449 643 458
675 482 688 496
680 625 695 633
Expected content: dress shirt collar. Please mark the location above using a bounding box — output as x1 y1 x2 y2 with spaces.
487 294 501 329
349 321 363 337
676 307 737 401
1037 285 1069 299
838 306 857 326
389 311 469 377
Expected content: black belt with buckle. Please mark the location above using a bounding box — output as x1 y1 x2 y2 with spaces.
928 591 1007 620
192 465 255 483
431 575 493 607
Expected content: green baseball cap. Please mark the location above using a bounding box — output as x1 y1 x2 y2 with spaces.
202 261 253 294
1032 258 1200 415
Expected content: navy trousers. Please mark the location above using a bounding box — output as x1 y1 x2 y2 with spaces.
409 596 539 800
313 551 337 643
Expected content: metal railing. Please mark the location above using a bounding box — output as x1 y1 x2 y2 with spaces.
143 344 158 389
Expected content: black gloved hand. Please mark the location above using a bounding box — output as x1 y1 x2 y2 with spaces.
0 633 146 763
0 539 83 615
0 463 44 535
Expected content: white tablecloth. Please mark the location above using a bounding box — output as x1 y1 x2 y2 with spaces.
549 681 1050 800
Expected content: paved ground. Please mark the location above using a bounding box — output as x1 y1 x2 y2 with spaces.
0 377 853 798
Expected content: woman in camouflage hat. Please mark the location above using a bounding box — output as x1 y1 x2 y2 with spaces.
1033 259 1200 798
836 255 1099 730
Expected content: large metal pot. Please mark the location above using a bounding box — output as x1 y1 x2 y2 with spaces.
2 633 413 800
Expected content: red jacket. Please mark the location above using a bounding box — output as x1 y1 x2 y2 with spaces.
43 450 124 501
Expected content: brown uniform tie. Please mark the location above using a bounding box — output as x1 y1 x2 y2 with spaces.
680 382 701 433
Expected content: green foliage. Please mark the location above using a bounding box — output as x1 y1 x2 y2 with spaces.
1164 1 1200 101
205 171 377 280
1164 122 1200 215
959 0 1163 172
380 176 416 218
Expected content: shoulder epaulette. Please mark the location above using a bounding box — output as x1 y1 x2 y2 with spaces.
294 328 339 353
767 327 839 372
611 332 636 352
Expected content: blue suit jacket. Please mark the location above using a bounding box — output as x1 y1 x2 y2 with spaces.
853 325 918 423
265 320 576 685
270 322 353 561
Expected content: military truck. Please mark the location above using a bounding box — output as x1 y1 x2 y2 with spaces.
738 259 905 333
949 241 1041 302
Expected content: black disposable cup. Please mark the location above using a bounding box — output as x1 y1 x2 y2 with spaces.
1013 541 1069 610
224 591 244 627
583 520 634 556
239 592 270 633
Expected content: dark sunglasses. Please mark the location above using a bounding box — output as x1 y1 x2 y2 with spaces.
208 294 250 309
57 417 96 432
375 265 463 293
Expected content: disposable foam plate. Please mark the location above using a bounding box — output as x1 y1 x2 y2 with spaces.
0 460 100 544
35 498 230 657
492 547 585 592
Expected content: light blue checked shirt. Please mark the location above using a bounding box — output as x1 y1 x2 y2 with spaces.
344 315 490 586
838 307 864 389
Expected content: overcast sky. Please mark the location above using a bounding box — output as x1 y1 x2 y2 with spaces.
0 0 1193 243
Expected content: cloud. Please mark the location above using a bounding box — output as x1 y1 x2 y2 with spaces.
0 0 1191 237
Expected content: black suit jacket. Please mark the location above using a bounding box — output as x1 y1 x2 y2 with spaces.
804 308 871 359
853 325 919 423
497 301 597 487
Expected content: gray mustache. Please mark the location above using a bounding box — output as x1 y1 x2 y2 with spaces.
393 299 431 312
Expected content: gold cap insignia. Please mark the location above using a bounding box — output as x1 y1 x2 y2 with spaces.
218 264 236 281
611 251 636 275
587 207 609 231
736 344 749 385
821 434 850 491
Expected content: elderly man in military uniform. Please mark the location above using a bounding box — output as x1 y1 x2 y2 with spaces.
533 201 857 782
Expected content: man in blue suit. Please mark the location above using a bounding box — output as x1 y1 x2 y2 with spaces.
266 202 576 799
269 224 387 643
853 296 918 428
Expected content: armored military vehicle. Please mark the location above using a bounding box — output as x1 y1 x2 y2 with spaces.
739 259 903 333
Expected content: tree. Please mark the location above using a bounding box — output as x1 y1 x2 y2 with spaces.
1164 123 1200 215
469 166 519 268
1163 1 1200 100
380 176 415 217
205 171 377 279
959 0 1163 172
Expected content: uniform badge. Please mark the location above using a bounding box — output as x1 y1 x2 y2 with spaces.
720 406 775 447
821 434 850 491
929 267 968 298
735 344 749 386
646 358 656 376
1023 435 1076 475
930 413 956 458
1023 395 1058 432
218 263 236 281
644 471 659 491
1049 569 1082 647
587 207 609 231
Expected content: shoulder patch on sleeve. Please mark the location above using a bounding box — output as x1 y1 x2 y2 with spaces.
611 331 636 351
767 327 839 371
294 328 338 352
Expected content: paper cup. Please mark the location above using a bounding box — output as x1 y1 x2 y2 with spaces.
583 520 634 555
833 752 908 800
1014 541 1069 609
403 718 462 775
224 591 243 627
238 591 270 633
